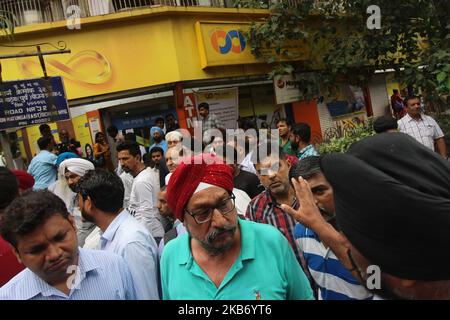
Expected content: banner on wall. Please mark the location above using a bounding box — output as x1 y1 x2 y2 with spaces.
274 73 319 105
195 88 239 130
0 77 70 130
72 114 93 156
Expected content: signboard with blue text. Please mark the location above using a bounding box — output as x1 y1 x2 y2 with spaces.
0 76 70 130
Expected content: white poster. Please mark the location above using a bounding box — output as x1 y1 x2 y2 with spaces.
195 88 239 130
274 73 318 104
88 117 101 140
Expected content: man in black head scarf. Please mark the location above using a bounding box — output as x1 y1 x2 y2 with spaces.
282 132 450 299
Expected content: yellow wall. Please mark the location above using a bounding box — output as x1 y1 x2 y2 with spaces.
16 130 27 160
0 8 275 101
385 73 403 97
72 114 93 156
26 122 59 156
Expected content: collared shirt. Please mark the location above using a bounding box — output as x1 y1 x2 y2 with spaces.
28 150 57 190
201 113 223 133
245 190 302 263
200 114 224 144
100 210 160 300
294 224 374 300
0 248 136 300
398 113 444 151
297 144 319 160
160 219 314 300
128 167 165 238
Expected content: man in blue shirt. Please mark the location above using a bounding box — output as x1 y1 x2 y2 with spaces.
149 126 168 153
290 123 319 160
162 153 314 300
28 136 58 190
289 156 373 300
77 169 160 300
0 190 136 300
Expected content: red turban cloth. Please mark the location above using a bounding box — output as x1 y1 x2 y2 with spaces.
11 169 35 191
167 154 234 221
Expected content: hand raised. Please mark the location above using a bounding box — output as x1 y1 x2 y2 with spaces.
281 177 326 229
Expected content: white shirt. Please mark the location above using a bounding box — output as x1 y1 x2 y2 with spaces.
128 167 165 238
120 172 134 209
398 113 444 151
240 151 257 175
233 187 251 217
100 210 159 300
83 227 101 250
140 146 146 156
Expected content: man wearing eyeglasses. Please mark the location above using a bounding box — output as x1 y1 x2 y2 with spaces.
160 154 314 300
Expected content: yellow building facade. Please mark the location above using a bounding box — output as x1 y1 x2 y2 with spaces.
1 6 278 163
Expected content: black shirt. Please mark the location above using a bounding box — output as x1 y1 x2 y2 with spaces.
234 169 265 200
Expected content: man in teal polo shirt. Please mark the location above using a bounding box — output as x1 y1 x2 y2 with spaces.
161 153 314 300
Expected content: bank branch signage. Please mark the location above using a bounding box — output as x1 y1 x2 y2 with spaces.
195 21 258 69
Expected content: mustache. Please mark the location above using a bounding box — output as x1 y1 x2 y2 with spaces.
207 225 236 243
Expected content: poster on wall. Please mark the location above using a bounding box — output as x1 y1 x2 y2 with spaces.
195 88 239 130
88 116 101 141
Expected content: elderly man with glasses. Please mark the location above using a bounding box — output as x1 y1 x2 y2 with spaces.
160 154 314 300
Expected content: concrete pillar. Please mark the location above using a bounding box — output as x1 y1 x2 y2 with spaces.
0 131 14 168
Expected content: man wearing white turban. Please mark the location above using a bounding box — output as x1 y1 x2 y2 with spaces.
48 158 95 247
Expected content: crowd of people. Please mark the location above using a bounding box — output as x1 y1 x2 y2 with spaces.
0 96 448 300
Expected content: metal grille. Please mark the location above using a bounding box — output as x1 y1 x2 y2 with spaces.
0 0 304 27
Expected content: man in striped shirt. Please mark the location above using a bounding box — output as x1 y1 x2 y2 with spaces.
397 95 447 158
290 156 373 300
0 190 136 300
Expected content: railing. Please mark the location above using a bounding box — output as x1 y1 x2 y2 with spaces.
0 0 243 27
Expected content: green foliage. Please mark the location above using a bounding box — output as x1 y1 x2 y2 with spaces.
318 122 376 154
237 0 450 110
436 112 450 152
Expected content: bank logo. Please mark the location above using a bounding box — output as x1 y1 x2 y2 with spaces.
276 79 285 89
210 29 246 54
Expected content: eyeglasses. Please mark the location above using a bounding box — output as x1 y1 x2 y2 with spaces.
185 194 236 224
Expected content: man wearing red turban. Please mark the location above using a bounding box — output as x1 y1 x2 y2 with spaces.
161 154 314 300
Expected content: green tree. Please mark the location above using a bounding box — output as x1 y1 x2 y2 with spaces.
237 0 450 111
